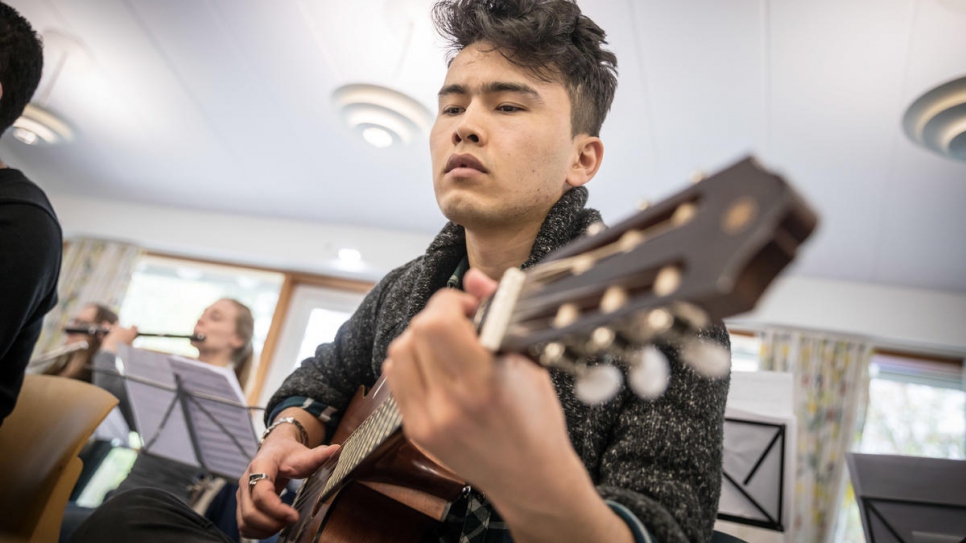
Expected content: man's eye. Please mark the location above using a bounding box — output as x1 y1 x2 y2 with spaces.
442 106 463 115
498 105 521 112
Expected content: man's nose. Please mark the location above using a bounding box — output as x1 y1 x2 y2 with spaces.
453 105 484 145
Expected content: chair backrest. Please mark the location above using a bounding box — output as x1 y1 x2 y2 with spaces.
0 375 117 542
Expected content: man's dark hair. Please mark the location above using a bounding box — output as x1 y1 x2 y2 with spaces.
0 2 43 134
433 0 617 137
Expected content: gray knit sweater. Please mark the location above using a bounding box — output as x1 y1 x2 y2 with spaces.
267 186 730 543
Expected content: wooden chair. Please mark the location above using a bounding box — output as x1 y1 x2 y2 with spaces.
0 375 117 543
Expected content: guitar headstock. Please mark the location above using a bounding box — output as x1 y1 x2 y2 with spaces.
479 156 818 404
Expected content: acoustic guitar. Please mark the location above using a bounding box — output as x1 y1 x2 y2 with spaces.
277 156 818 543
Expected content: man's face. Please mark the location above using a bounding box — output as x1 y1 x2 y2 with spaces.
430 42 586 233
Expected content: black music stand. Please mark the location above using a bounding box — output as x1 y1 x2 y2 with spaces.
848 453 966 543
718 415 788 531
116 345 259 480
717 371 795 535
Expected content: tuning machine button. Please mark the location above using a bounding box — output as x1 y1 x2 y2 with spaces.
574 363 623 405
681 338 731 377
627 345 670 399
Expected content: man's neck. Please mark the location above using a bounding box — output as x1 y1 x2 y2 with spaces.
465 220 543 281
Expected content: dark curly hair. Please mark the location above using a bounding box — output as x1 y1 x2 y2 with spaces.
0 2 43 135
432 0 617 137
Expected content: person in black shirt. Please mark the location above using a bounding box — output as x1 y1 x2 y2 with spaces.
0 1 62 425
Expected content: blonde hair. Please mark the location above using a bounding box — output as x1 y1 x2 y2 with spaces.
222 298 254 388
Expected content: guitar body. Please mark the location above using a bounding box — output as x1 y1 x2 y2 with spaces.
294 482 438 543
280 376 466 543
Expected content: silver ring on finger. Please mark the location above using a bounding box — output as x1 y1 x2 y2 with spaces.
248 472 271 491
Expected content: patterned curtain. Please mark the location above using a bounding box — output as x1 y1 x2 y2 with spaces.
758 329 872 543
31 238 144 359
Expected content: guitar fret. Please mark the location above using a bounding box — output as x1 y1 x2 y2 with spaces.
320 394 403 498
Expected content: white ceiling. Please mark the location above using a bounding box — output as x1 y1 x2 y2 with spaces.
3 0 965 292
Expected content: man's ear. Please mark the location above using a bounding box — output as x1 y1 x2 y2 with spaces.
0 82 4 102
565 135 604 189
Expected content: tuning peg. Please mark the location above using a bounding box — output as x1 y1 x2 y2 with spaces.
627 346 670 399
553 303 579 329
600 286 629 314
622 307 674 344
654 265 682 297
670 302 710 331
538 342 576 368
618 230 646 253
574 364 623 405
680 338 731 378
690 170 707 184
671 202 698 226
586 221 606 236
584 326 617 353
570 254 596 275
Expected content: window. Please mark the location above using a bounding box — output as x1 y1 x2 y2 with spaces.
728 332 762 372
118 255 284 367
256 283 367 409
836 352 965 543
720 332 965 543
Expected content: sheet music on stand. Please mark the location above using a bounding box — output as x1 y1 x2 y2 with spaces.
117 344 258 480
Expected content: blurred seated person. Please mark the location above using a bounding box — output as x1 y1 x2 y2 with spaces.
94 298 255 501
39 303 119 382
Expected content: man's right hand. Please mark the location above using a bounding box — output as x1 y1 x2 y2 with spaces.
236 429 339 539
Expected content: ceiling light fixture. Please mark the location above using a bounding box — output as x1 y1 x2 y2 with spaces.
333 84 432 148
12 104 74 146
902 75 966 162
338 248 364 266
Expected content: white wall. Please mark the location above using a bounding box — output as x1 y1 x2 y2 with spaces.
728 276 966 355
48 192 435 282
50 193 966 356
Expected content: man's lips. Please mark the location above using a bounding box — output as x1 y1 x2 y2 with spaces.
444 154 488 174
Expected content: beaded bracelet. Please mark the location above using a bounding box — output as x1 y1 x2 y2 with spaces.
261 416 309 447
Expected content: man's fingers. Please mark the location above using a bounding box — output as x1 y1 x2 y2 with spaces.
236 479 292 539
463 268 499 302
277 443 340 479
237 471 296 536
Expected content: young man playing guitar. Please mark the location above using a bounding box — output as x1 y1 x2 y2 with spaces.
70 1 730 542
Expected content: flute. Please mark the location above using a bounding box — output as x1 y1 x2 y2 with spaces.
63 325 206 341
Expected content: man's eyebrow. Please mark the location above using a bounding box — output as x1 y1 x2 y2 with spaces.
437 82 544 103
482 81 542 101
438 84 468 98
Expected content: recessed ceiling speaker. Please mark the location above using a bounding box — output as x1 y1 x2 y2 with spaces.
902 75 966 163
333 84 432 148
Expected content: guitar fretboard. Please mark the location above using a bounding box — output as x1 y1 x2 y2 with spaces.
321 394 403 498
